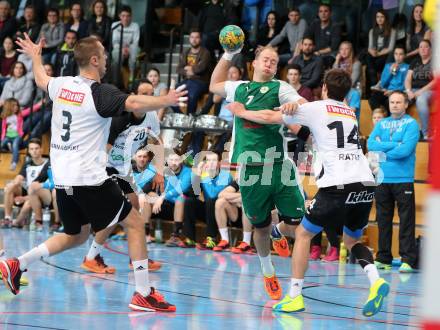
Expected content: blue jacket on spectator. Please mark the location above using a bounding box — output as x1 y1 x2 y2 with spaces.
346 88 361 119
200 170 233 200
133 164 156 193
164 165 192 203
380 63 409 91
42 167 54 190
367 114 419 183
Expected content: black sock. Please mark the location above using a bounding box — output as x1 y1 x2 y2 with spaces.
174 222 183 235
350 243 374 269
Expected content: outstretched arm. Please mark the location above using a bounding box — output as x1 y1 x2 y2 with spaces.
226 102 283 124
16 33 50 92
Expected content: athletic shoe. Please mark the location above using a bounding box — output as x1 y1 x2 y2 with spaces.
196 236 216 250
323 247 339 262
129 259 162 272
49 223 61 233
263 273 282 300
80 254 116 274
374 261 392 270
272 236 290 257
165 235 182 247
178 238 196 248
213 240 229 252
273 294 305 312
0 258 23 295
35 221 43 232
231 241 255 254
362 278 390 317
398 262 414 273
309 245 321 260
0 218 12 228
11 219 24 229
129 287 176 312
52 225 64 234
0 268 28 286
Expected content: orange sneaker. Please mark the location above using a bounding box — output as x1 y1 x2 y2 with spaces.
231 241 255 254
129 287 176 312
81 254 116 274
129 259 162 272
213 240 229 252
272 236 290 257
263 273 282 300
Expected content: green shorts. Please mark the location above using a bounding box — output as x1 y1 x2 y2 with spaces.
238 160 305 228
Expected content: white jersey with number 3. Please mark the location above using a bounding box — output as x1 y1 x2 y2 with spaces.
48 76 129 186
283 99 374 188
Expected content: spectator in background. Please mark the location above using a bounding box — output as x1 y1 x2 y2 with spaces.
14 0 46 25
255 11 281 53
405 39 433 140
1 98 23 170
304 3 341 68
290 37 324 90
146 68 167 120
372 107 387 126
39 8 64 64
366 10 396 90
16 5 40 43
0 61 33 107
345 86 361 120
111 5 140 83
175 29 211 115
87 0 112 49
53 30 78 77
370 46 409 111
367 91 419 273
285 64 313 102
0 1 17 45
65 3 89 40
406 4 431 62
0 36 18 88
333 41 361 87
268 8 306 66
199 0 225 58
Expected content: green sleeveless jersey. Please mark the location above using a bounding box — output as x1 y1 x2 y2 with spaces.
225 79 302 165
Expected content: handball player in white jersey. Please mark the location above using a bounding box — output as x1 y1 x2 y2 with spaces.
228 69 389 317
0 33 187 312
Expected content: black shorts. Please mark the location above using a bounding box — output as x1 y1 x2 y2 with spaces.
56 179 132 235
302 182 375 239
151 200 175 220
106 167 136 195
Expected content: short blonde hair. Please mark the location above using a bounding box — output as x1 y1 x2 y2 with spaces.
372 107 387 117
255 46 278 59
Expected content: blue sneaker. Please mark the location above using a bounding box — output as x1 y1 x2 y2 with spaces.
398 262 414 273
362 278 390 317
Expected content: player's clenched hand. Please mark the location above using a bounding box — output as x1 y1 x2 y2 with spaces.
152 173 165 193
226 102 246 117
167 79 188 107
16 32 42 59
276 102 298 115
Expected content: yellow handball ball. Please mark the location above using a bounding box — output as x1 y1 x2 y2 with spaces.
219 25 245 52
423 0 437 30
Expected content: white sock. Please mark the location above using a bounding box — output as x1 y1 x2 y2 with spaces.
364 264 380 286
18 243 49 271
276 223 283 234
243 231 252 245
259 254 274 277
219 228 229 242
132 259 150 296
86 240 103 260
289 278 304 298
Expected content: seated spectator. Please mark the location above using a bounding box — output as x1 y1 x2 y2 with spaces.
367 91 419 273
199 0 225 58
372 107 387 126
87 0 112 49
333 41 362 87
304 3 341 68
0 1 17 45
0 36 18 88
65 3 88 40
366 10 397 90
180 151 232 249
405 39 433 139
175 29 211 115
146 68 167 120
406 4 431 63
268 8 306 66
39 8 64 64
1 98 23 170
111 5 140 83
290 37 324 89
0 61 34 107
215 178 255 253
254 11 282 53
53 30 78 77
16 4 41 43
0 138 48 228
369 46 409 111
286 64 313 102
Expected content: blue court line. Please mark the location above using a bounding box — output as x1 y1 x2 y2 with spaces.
0 322 68 330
